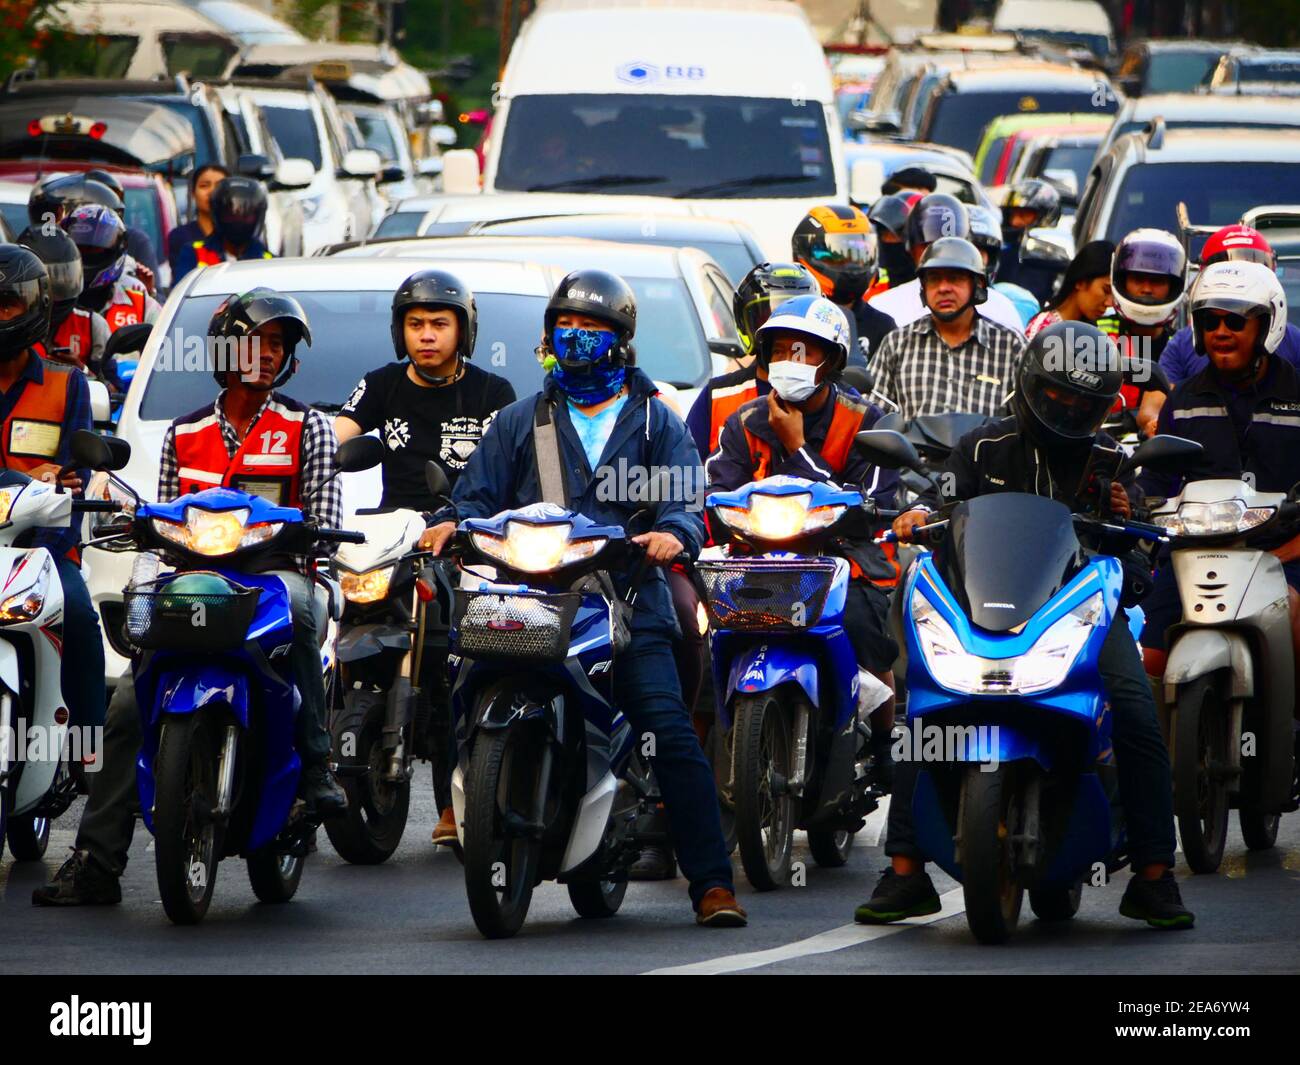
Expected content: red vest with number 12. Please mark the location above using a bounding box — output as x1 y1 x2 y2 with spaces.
172 395 308 507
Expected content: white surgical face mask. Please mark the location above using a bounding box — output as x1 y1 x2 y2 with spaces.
767 359 820 402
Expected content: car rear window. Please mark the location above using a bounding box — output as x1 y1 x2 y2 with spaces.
374 212 426 238
1147 52 1222 94
923 90 1117 156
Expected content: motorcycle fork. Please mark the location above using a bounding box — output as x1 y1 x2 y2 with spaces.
383 589 422 784
214 725 239 823
0 691 11 788
789 703 811 797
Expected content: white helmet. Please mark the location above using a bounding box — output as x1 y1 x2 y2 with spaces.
1111 228 1187 328
754 293 852 372
1190 260 1288 358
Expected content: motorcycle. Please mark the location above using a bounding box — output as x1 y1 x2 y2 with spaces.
328 482 455 864
446 499 666 939
1150 478 1300 872
861 428 1200 943
90 433 379 924
0 437 118 860
701 474 890 891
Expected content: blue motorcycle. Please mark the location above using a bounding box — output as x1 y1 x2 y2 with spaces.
93 435 379 925
447 502 665 939
702 475 889 890
859 429 1199 943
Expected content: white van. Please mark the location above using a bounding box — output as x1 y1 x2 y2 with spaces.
443 0 855 258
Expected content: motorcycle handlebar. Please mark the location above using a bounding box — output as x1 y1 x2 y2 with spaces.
72 499 121 513
315 527 367 545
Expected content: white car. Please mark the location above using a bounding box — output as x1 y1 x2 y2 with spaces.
87 248 738 683
0 179 28 240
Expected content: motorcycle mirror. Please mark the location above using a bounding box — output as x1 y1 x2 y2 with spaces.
336 435 384 474
102 322 153 363
854 429 923 472
424 459 451 501
69 429 131 472
840 365 875 397
1118 434 1202 478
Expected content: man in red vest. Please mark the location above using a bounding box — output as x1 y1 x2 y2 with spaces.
19 227 111 377
705 293 901 784
35 288 347 906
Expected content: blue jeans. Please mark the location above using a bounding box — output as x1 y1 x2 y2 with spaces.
614 631 734 907
55 555 105 730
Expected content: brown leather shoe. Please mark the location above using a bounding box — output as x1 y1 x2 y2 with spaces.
432 806 458 846
696 886 748 927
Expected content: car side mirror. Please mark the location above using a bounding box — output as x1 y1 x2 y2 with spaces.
707 338 745 362
336 434 384 473
1019 230 1072 267
69 428 131 472
237 152 275 181
416 157 444 178
379 164 405 184
338 148 382 180
102 322 152 363
431 123 459 148
425 459 451 502
853 429 923 472
273 157 315 190
1118 434 1202 479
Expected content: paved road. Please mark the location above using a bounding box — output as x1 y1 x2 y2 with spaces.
3 772 1298 975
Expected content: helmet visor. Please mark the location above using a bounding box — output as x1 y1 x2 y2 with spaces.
1023 375 1111 438
738 289 807 341
812 231 873 269
1204 246 1274 268
45 257 83 303
0 277 45 320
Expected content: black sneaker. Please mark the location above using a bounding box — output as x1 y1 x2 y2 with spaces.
854 867 941 924
1119 870 1195 929
32 850 122 907
629 844 676 881
299 763 348 819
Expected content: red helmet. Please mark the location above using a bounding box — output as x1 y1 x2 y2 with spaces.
1200 224 1276 270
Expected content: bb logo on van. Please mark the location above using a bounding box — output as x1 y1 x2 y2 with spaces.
616 61 705 85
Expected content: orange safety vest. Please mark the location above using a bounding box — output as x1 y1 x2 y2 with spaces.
192 240 224 268
172 396 308 507
741 392 901 588
48 309 96 368
104 289 147 333
0 357 75 474
707 378 760 454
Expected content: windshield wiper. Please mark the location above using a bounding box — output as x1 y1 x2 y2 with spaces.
673 173 819 198
524 174 668 192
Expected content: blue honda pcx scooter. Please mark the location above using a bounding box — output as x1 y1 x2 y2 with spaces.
860 428 1200 943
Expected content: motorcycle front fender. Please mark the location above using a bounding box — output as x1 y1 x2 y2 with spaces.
336 623 411 663
0 638 17 694
153 668 251 728
723 643 819 728
1164 628 1253 701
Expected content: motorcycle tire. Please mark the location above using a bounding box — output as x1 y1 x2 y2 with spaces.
5 810 50 861
733 692 795 892
325 695 410 865
1029 881 1083 922
807 828 855 868
960 765 1024 945
153 714 222 925
568 878 628 918
1239 807 1280 852
1173 676 1229 874
247 846 305 903
462 725 544 940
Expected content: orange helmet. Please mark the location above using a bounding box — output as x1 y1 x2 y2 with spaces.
791 204 877 304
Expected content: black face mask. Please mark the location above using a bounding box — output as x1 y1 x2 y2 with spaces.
79 284 111 314
831 271 872 304
0 345 28 363
880 242 915 286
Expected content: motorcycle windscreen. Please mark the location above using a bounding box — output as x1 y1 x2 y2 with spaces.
940 493 1080 632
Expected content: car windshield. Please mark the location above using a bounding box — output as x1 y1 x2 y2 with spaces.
374 211 426 238
123 187 162 263
146 98 219 168
352 111 400 162
1147 52 1223 94
38 35 137 78
160 33 239 79
261 105 322 170
1106 161 1300 244
494 93 836 198
0 199 26 238
139 285 709 420
923 90 1116 156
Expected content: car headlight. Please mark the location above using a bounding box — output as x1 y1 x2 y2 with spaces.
470 521 607 573
152 508 284 557
0 485 21 523
911 586 1102 696
1152 499 1274 537
340 564 396 604
0 556 51 623
716 492 845 541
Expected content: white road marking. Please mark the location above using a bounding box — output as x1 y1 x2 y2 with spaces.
644 887 965 975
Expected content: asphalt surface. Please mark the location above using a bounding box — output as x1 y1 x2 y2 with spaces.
4 768 1300 975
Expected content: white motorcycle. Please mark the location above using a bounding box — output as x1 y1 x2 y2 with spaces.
1151 478 1300 873
0 441 119 860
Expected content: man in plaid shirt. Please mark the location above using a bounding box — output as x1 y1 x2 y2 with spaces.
36 290 347 906
872 238 1025 422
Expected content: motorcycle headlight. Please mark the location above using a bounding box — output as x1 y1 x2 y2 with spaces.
340 564 396 604
716 492 845 541
152 508 284 557
0 485 21 523
911 586 1102 696
1152 499 1274 537
0 556 51 623
470 521 607 574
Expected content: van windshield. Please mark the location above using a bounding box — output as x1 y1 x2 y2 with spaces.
494 94 836 198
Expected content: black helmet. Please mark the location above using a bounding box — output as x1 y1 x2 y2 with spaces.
867 191 923 242
905 193 970 254
391 269 477 363
62 205 126 298
1014 320 1120 449
732 261 820 353
207 287 311 387
1002 179 1062 241
211 176 268 247
966 204 1003 282
791 204 877 304
917 237 988 320
17 226 83 328
85 169 126 217
543 269 636 362
0 244 52 361
28 173 122 229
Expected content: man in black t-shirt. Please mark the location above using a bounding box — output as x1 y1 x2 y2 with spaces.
336 269 515 846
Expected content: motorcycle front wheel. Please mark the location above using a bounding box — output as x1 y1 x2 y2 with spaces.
1173 677 1229 874
733 692 795 892
247 846 305 903
961 765 1024 945
325 693 410 865
153 714 223 925
462 723 546 939
568 877 627 918
5 808 50 861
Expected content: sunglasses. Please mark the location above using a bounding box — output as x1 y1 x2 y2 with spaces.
1193 310 1255 333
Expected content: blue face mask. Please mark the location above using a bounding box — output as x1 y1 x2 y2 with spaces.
549 327 625 405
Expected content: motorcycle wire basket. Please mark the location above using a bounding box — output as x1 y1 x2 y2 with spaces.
697 558 838 631
452 588 582 663
123 573 261 653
